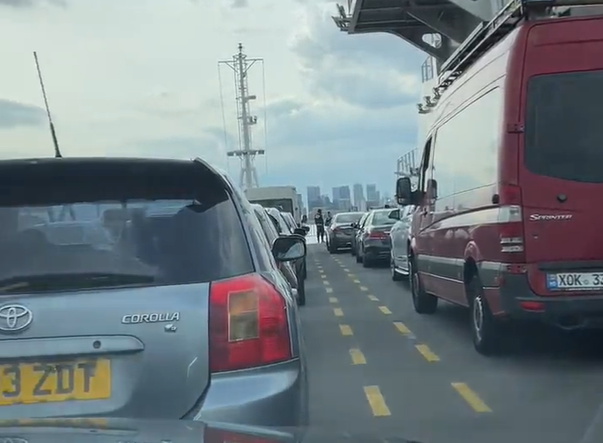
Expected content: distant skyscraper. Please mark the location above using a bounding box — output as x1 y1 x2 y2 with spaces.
353 184 365 211
307 186 321 210
366 184 379 208
332 186 351 210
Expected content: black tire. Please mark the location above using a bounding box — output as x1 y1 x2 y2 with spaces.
391 257 403 281
410 256 437 314
362 254 372 268
355 246 362 263
302 259 307 280
351 244 356 256
328 241 337 254
296 275 306 306
468 275 501 355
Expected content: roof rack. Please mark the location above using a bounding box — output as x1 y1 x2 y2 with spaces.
418 0 603 113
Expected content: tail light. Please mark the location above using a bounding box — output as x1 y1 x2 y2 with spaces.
498 184 525 260
209 273 292 372
368 229 388 239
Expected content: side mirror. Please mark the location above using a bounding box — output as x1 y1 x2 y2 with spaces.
303 226 310 234
272 235 307 262
388 209 400 220
350 222 357 229
294 227 307 237
396 177 413 206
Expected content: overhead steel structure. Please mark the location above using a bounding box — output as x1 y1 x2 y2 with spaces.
332 0 507 64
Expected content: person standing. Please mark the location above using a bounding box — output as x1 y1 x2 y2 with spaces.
314 209 325 243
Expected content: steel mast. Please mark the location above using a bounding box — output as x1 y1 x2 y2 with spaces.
219 43 265 190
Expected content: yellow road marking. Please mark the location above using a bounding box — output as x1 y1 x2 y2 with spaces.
323 280 330 286
359 286 368 291
343 268 350 272
321 274 327 279
368 295 379 301
415 344 440 362
353 279 361 284
363 386 391 416
451 383 492 413
318 269 324 274
378 306 392 315
329 297 338 303
333 308 344 317
394 321 411 335
339 324 353 336
349 349 366 365
347 273 356 277
325 287 333 293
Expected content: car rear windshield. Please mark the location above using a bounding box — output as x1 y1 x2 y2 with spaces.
250 198 294 214
525 70 603 183
334 213 364 223
0 176 253 293
372 211 397 226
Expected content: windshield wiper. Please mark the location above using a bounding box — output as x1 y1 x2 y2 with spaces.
0 272 156 293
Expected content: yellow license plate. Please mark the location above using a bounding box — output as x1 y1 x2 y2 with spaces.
0 358 111 406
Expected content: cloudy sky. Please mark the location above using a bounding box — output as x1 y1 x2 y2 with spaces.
0 0 425 200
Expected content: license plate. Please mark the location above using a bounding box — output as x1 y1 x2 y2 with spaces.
0 358 111 406
546 272 603 291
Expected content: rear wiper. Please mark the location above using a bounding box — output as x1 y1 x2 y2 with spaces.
0 272 156 293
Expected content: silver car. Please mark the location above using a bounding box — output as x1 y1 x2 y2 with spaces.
0 157 308 427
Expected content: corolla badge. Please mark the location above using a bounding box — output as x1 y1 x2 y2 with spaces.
0 305 33 333
529 213 573 221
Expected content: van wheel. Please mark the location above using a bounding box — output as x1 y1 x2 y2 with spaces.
468 276 500 355
391 258 403 281
409 256 437 314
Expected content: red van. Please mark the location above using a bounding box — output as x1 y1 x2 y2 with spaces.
396 0 603 355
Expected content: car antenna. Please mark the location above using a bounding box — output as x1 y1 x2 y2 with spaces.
33 51 62 159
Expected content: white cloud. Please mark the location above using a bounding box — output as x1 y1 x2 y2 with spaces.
0 0 425 195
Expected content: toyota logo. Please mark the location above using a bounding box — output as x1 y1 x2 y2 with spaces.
0 305 33 333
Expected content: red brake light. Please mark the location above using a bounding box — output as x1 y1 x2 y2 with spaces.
368 230 387 239
209 273 292 372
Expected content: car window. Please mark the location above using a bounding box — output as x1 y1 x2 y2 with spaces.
334 213 364 223
254 208 278 244
0 185 254 294
371 211 398 226
358 213 369 227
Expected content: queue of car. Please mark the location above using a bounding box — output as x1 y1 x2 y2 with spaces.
0 157 309 427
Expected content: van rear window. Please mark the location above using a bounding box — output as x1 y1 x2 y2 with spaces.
524 70 603 183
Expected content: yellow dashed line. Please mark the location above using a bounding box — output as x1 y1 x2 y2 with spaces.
329 297 338 303
343 268 350 272
318 269 324 274
349 348 366 365
394 321 411 335
415 344 440 362
363 386 391 417
368 295 379 301
347 273 356 277
323 280 330 286
451 383 492 413
333 308 344 317
325 287 333 293
321 274 327 279
353 279 361 284
359 286 368 291
339 324 353 336
378 306 392 315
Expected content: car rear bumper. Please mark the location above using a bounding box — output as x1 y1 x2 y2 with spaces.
188 358 308 427
498 273 603 329
364 243 390 260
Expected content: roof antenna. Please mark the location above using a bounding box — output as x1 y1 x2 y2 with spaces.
33 51 62 158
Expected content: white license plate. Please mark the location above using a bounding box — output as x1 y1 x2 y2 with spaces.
547 272 603 291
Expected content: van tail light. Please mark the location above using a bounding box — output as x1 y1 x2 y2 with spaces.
497 184 525 259
368 229 388 239
209 273 292 373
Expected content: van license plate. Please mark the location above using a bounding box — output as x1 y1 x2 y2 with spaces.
547 272 603 291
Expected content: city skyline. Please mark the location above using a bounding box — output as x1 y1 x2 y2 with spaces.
305 183 391 213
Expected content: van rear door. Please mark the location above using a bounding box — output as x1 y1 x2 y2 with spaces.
520 16 603 293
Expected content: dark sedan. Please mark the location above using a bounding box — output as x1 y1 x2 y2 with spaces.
326 212 365 253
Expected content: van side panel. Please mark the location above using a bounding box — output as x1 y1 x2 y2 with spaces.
519 16 603 296
419 42 511 306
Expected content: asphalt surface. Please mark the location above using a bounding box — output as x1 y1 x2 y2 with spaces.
300 233 603 443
